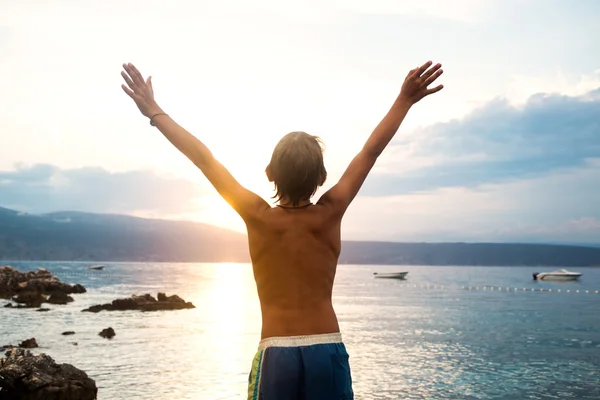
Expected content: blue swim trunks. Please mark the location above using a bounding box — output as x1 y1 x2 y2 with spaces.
247 332 354 399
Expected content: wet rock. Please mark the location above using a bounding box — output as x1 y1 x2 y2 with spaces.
98 328 115 339
35 308 51 312
71 284 87 294
19 338 38 349
166 294 185 304
82 293 195 313
4 303 12 308
0 348 97 400
82 305 103 313
12 291 46 308
0 266 86 306
62 331 76 336
46 292 74 305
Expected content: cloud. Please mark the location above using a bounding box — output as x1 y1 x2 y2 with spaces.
362 88 600 196
0 164 204 215
343 159 600 243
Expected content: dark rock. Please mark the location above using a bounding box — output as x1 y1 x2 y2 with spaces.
47 292 74 305
35 308 51 312
111 297 137 310
0 266 86 306
134 293 157 303
19 338 38 349
62 331 76 336
81 305 104 313
0 348 97 400
82 292 195 312
4 303 12 308
12 291 46 308
98 328 115 339
71 284 87 294
71 342 78 346
166 294 185 304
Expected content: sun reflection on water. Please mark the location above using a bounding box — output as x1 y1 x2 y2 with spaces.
185 263 262 398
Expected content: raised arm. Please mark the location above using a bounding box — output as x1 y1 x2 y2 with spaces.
319 61 444 214
120 63 269 220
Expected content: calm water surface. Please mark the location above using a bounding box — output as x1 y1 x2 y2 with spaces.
1 262 599 399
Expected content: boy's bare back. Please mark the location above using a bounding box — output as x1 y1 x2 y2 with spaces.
120 59 443 339
247 203 343 339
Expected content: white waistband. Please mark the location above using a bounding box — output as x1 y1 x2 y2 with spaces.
258 332 343 351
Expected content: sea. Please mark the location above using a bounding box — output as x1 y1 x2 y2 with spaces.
1 262 599 400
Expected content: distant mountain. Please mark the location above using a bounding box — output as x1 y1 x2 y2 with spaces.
0 207 249 262
338 241 600 267
1 207 600 266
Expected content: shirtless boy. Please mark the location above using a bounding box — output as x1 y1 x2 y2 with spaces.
121 60 443 399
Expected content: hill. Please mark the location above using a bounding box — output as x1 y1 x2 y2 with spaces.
0 207 248 262
1 207 599 266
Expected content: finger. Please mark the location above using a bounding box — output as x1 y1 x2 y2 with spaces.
121 84 135 98
416 60 433 77
124 64 144 87
420 63 442 81
127 63 146 87
146 76 153 94
121 71 136 90
423 69 443 87
424 84 444 96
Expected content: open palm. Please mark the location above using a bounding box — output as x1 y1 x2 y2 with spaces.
121 63 162 118
400 61 444 104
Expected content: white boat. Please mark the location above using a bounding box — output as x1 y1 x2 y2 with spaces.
374 272 408 280
532 269 582 281
87 265 105 270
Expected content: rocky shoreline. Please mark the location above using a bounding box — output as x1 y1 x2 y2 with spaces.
0 265 196 398
0 265 86 308
0 348 97 400
82 292 196 313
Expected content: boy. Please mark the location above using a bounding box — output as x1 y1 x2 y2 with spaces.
121 60 443 399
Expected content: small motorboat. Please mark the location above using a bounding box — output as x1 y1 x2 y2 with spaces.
374 272 408 280
532 269 582 281
87 265 105 270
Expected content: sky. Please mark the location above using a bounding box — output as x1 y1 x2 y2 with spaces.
1 0 599 243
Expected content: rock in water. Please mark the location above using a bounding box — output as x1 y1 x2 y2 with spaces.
12 291 46 308
0 266 86 306
82 293 195 312
0 348 97 400
71 284 87 294
62 331 76 336
19 338 38 349
46 292 74 305
98 328 115 339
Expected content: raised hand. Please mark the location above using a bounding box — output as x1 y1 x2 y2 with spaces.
121 63 163 118
399 61 444 104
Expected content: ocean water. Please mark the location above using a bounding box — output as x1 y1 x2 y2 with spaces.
1 262 599 400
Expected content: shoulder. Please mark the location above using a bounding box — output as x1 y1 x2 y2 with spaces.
316 193 345 218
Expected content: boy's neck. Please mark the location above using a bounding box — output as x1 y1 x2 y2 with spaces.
278 199 312 209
